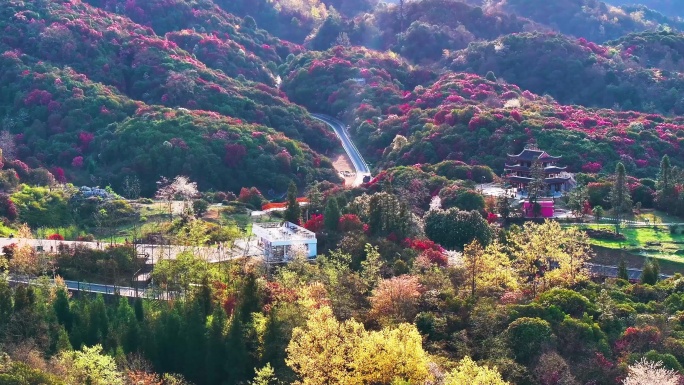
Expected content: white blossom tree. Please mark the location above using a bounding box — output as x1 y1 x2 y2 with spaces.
623 359 680 385
155 176 198 218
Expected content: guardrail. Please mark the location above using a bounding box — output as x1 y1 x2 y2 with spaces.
311 113 371 176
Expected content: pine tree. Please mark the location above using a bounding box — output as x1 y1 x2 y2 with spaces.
13 285 31 313
197 276 213 318
324 198 341 231
610 162 632 233
133 298 144 323
238 273 262 325
528 160 547 199
306 185 324 216
53 288 72 331
641 259 658 285
225 317 249 384
183 299 207 383
617 260 629 281
206 306 227 385
568 185 589 218
652 258 661 281
55 325 73 352
497 196 511 221
87 295 109 347
593 205 604 223
284 181 301 224
0 279 13 328
657 155 675 212
114 297 138 353
261 309 292 378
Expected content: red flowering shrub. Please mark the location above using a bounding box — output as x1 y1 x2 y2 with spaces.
0 194 18 221
238 187 265 208
71 156 84 168
51 167 66 183
304 214 324 233
47 233 65 240
582 162 603 173
615 326 662 353
338 214 364 232
224 143 247 167
79 132 95 151
403 238 445 252
419 249 448 267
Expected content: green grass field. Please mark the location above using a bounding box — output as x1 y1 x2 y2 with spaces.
571 223 684 266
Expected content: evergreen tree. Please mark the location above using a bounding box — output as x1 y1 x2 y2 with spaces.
497 196 511 221
567 185 589 218
238 273 262 325
0 279 13 328
652 258 661 281
324 198 341 231
593 205 604 223
617 260 629 281
610 162 632 233
657 155 675 211
55 325 73 352
306 185 324 216
261 309 293 379
53 288 72 332
197 276 213 318
367 192 410 237
155 307 184 373
206 306 228 385
225 317 250 384
641 259 659 285
87 295 110 347
133 298 144 323
13 285 31 313
183 299 207 384
424 209 493 250
658 155 672 192
528 160 547 199
114 297 138 353
284 182 301 224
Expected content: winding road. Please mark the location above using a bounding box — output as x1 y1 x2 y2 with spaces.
312 114 371 187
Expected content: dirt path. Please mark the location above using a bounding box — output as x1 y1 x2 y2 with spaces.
332 152 356 187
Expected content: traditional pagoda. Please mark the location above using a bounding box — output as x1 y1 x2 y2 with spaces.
504 145 570 195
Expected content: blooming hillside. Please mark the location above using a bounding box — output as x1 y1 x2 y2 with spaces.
1 0 335 152
446 32 684 115
503 0 684 42
0 1 339 194
281 46 684 178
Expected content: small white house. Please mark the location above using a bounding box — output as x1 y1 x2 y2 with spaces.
252 222 317 262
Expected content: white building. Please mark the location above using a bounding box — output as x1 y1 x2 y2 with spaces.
252 222 317 262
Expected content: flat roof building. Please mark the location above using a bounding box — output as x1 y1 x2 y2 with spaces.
252 221 317 263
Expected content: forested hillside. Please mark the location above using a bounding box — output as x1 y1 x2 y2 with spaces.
4 0 684 384
0 0 339 194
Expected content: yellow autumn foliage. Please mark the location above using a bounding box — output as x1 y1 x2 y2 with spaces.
443 356 509 385
286 306 432 385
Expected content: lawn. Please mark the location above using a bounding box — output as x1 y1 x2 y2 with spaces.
571 223 684 266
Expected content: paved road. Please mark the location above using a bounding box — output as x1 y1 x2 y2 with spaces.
311 113 371 187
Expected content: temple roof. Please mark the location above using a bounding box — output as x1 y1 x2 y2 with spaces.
506 176 571 184
507 149 562 161
544 166 567 172
504 165 567 172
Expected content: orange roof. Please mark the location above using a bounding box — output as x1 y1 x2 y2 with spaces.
261 198 309 211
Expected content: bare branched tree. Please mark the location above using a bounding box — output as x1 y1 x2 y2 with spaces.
0 131 17 161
